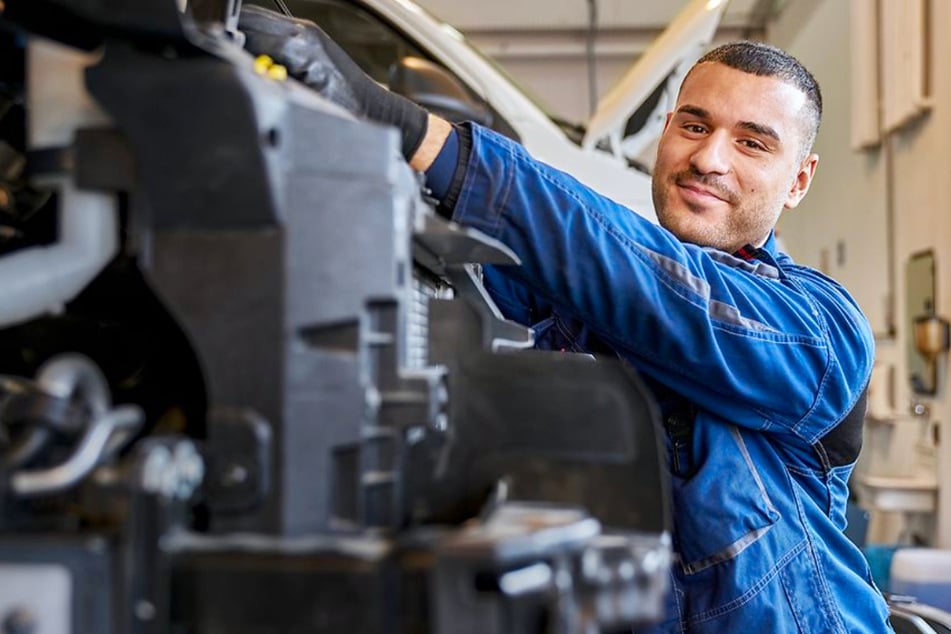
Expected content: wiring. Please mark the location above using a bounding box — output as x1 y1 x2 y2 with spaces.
271 0 292 17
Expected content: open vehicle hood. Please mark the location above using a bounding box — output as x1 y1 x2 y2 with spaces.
582 0 730 166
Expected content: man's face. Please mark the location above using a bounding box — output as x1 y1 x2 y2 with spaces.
651 62 818 253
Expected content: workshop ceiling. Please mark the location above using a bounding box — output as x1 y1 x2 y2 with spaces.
417 0 778 36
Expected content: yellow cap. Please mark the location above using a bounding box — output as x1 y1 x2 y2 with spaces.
253 55 274 75
267 64 288 81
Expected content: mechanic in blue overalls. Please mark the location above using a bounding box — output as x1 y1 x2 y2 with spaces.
240 7 893 632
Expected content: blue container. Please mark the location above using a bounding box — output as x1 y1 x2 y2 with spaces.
890 548 951 612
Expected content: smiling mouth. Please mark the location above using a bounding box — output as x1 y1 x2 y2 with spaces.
676 180 731 205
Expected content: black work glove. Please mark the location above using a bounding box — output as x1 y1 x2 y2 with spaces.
238 4 429 160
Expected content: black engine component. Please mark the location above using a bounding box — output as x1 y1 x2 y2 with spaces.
0 1 672 632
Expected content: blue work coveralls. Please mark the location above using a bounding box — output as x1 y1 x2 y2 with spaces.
444 123 894 633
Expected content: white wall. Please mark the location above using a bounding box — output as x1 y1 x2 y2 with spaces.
768 0 891 336
770 0 951 546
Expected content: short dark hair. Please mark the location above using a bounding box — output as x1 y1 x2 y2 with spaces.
690 40 822 157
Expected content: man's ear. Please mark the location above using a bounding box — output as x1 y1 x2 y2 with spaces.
785 153 818 209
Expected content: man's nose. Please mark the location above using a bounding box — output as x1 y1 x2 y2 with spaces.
689 131 730 175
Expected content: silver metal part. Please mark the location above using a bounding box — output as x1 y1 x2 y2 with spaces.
137 439 205 500
11 404 143 497
0 564 72 634
36 354 111 424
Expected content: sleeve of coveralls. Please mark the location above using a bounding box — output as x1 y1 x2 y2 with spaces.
448 124 874 445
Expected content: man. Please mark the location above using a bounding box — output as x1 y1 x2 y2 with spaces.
239 6 893 632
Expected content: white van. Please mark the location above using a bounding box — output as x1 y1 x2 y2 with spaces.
247 0 729 219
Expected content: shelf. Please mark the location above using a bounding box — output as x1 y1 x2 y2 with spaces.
856 474 938 513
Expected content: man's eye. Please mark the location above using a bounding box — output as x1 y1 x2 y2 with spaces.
683 124 706 134
740 139 766 151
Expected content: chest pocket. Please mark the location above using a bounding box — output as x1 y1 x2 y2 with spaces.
670 418 780 575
